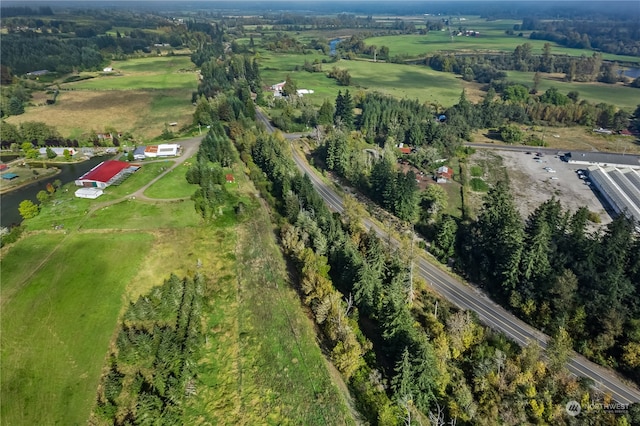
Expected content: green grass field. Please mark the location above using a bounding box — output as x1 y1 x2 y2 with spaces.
67 56 198 90
3 149 353 425
505 71 640 110
144 157 198 199
259 51 465 107
0 232 154 426
185 167 354 424
365 30 640 64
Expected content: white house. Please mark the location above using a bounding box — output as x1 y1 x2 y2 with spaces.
103 67 113 72
144 144 179 158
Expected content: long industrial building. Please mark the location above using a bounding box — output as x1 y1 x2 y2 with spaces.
588 166 640 231
568 152 640 169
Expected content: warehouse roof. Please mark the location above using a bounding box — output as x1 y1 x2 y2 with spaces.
78 160 131 183
568 152 640 168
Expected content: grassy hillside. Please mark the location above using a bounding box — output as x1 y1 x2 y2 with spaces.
0 232 155 425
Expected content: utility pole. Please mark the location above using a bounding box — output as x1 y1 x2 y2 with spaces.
374 48 377 63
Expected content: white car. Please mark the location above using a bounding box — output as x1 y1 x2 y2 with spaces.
547 169 556 173
550 176 559 180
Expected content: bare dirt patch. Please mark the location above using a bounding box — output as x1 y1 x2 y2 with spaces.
488 149 612 229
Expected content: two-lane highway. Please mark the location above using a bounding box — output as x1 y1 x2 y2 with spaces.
259 108 640 404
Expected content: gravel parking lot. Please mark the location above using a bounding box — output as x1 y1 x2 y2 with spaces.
495 150 612 227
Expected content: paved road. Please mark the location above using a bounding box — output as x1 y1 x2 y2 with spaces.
256 109 640 404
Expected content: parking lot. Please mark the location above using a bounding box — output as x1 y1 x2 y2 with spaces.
496 150 612 226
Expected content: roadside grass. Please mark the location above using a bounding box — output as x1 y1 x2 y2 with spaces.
82 199 200 229
144 157 198 199
0 232 154 426
185 162 354 424
505 71 640 110
471 127 640 155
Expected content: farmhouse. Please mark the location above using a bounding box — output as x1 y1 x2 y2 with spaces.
436 166 454 183
133 146 147 160
144 144 179 158
75 160 139 189
567 152 640 169
588 166 640 231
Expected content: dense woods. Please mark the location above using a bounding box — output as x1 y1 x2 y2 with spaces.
460 184 640 384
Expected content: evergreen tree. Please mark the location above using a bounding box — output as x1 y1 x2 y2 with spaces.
470 181 525 295
318 98 335 125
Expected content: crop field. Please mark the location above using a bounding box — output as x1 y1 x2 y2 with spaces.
5 56 197 140
0 232 155 426
505 71 640 110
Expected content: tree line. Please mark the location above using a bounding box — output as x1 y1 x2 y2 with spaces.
457 183 640 384
231 116 638 424
94 274 204 424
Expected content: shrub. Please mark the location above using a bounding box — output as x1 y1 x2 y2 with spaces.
587 211 601 223
470 177 489 192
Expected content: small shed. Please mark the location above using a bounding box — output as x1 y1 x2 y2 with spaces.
2 173 18 180
75 187 104 199
0 164 8 171
225 174 235 183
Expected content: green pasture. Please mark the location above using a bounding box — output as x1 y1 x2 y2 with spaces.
259 51 465 107
0 232 154 426
23 185 95 231
65 56 198 90
364 33 640 64
144 157 198 199
83 199 200 229
505 71 640 110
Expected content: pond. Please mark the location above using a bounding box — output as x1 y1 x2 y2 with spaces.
0 156 113 228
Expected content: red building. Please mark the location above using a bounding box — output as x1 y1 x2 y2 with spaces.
75 160 139 189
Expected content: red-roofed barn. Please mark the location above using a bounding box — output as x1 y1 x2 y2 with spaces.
75 160 138 189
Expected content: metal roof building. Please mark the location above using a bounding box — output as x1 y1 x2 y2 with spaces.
588 166 640 230
75 160 139 189
568 152 640 169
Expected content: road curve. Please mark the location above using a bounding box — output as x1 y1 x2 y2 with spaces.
257 109 640 404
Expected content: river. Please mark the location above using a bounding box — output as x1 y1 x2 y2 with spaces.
1 155 112 228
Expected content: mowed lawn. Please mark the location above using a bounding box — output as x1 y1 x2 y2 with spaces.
0 232 154 426
144 156 198 199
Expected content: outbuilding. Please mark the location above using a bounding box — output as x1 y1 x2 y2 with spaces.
74 187 104 199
